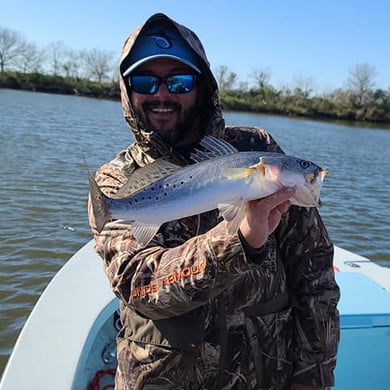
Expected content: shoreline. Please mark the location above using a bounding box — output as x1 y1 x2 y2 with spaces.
1 74 389 128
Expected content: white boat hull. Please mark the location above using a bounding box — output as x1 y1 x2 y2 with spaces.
0 241 117 390
1 240 389 389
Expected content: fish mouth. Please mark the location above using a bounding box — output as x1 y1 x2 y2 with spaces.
288 168 329 207
306 168 329 205
319 168 329 180
305 168 328 184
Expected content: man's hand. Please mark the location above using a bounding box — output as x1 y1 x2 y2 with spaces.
239 187 296 249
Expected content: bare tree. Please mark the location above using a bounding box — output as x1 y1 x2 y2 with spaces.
347 63 377 108
250 68 271 89
293 75 315 98
81 48 113 82
249 68 278 106
0 26 27 72
19 42 45 73
238 81 249 92
214 65 237 92
62 49 83 79
46 41 68 76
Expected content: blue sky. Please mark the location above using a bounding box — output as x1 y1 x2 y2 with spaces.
2 0 389 93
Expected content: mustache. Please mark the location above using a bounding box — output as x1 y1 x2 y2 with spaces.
143 101 181 110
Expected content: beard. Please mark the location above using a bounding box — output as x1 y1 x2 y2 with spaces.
133 100 199 146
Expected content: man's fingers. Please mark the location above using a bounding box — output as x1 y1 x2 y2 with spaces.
241 187 295 248
277 200 292 214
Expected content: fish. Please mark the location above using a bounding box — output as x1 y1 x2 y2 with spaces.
89 138 328 247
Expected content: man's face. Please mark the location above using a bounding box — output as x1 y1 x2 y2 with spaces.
129 59 201 147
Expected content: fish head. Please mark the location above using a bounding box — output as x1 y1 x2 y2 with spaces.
258 154 328 207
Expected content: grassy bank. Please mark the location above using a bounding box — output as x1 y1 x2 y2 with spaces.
1 71 389 125
0 71 120 100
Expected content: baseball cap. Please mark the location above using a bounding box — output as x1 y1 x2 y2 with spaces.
122 20 201 76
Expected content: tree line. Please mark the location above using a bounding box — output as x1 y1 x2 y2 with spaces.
216 64 390 124
0 26 116 81
1 25 389 124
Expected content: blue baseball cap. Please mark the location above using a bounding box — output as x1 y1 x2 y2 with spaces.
123 21 201 76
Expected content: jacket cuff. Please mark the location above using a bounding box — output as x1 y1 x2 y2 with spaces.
237 228 267 263
205 222 251 273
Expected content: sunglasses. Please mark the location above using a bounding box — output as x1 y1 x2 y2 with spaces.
129 74 196 94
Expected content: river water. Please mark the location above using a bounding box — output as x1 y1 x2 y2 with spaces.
0 89 389 375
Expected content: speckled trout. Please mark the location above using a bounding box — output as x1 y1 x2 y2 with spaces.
89 140 328 247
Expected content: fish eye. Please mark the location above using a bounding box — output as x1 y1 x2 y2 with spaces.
299 160 311 169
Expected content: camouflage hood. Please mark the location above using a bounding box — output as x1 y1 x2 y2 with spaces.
118 13 225 162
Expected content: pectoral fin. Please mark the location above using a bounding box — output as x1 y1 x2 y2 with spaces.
131 222 161 248
222 163 263 182
222 167 251 180
218 197 246 236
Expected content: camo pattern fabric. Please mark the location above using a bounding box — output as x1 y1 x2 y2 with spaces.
88 13 339 390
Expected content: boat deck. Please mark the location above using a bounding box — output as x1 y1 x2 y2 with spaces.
1 241 389 389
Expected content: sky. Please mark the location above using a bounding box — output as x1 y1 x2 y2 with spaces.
1 0 389 93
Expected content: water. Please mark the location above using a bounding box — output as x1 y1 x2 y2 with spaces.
0 89 389 376
223 112 390 265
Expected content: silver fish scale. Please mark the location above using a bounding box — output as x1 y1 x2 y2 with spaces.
92 150 327 244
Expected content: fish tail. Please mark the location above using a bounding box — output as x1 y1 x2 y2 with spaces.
88 172 112 233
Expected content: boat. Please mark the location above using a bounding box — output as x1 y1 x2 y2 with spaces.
1 240 389 390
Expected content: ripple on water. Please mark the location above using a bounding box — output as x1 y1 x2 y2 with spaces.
1 91 390 376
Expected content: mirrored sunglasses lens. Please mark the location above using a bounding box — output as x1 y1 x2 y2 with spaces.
167 75 194 93
130 76 159 94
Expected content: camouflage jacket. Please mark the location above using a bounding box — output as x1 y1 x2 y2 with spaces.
88 13 339 390
89 126 340 390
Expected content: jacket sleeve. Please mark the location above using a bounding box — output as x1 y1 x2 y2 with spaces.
226 125 340 387
88 160 253 320
277 205 340 388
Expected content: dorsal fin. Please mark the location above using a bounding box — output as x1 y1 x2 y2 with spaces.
191 135 238 162
116 159 182 197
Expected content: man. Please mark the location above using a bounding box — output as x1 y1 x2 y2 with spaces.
88 13 339 390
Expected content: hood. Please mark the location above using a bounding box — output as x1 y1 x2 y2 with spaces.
118 13 225 163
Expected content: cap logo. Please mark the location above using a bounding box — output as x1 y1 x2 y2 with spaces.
147 30 172 49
